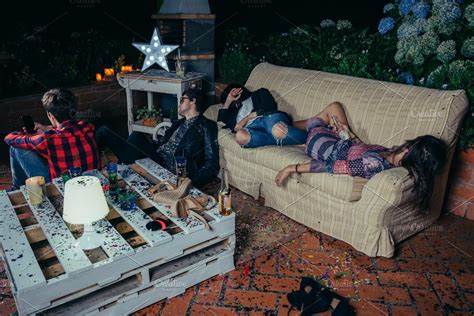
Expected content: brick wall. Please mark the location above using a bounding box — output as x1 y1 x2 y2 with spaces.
0 81 131 134
444 149 474 220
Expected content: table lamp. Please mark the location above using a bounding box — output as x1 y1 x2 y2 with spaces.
63 176 109 250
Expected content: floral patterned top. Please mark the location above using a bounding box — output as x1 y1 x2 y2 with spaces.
305 116 394 179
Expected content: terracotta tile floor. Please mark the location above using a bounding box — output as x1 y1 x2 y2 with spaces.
1 167 474 315
128 214 474 316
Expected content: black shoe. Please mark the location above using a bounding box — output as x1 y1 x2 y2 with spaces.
287 277 333 315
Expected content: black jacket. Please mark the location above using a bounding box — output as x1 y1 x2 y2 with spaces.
157 115 219 188
217 88 279 131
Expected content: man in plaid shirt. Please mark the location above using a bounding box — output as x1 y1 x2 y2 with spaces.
4 89 100 189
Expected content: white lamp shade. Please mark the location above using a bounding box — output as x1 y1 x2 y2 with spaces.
63 176 109 225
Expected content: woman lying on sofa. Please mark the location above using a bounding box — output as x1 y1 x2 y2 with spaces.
275 102 448 210
218 83 307 148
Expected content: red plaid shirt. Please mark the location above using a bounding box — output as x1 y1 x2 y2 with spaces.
4 120 100 179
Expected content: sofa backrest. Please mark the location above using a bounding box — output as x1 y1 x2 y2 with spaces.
245 63 469 149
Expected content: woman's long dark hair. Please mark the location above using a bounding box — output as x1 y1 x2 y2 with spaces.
220 83 252 108
399 135 448 211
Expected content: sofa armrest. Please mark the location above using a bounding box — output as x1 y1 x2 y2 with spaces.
204 103 221 122
356 167 416 225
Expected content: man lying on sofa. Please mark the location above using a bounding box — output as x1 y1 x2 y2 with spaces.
4 88 100 189
275 101 448 211
95 88 219 188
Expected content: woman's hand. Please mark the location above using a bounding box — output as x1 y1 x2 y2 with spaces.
223 88 243 109
275 165 295 187
234 112 257 131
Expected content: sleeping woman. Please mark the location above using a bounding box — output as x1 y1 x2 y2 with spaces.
275 101 448 210
218 83 307 148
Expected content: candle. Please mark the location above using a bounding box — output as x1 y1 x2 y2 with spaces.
96 73 102 81
121 65 133 73
104 68 114 76
26 176 45 205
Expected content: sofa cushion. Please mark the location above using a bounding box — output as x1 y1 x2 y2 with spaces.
217 128 368 202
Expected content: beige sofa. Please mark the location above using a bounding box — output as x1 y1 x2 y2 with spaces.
205 63 469 257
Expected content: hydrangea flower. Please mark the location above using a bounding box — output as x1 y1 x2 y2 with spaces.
399 0 415 16
383 3 395 13
466 3 474 27
427 65 448 88
436 40 457 63
439 2 462 23
427 15 457 35
336 20 352 30
378 17 395 34
413 18 427 34
412 2 430 19
320 19 336 28
401 72 415 85
420 32 440 55
448 60 474 89
397 22 418 39
461 37 474 58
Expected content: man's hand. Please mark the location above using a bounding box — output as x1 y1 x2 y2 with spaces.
275 164 295 187
223 88 243 109
33 122 52 134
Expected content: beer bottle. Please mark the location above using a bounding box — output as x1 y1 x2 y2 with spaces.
218 168 232 216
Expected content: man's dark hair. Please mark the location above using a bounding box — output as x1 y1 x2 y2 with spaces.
220 83 251 105
41 88 77 123
183 88 206 113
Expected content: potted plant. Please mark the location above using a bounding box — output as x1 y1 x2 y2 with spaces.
136 107 162 127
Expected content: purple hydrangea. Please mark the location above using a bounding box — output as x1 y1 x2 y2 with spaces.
378 17 395 34
399 0 415 16
412 2 430 18
401 72 415 85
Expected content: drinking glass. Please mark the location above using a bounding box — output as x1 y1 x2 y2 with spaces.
175 155 186 186
68 166 82 178
61 170 72 184
106 163 119 199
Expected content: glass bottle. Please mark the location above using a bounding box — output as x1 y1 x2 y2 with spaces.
218 168 232 216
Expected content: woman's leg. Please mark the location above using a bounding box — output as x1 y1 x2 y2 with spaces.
262 113 307 146
314 101 350 127
236 128 276 148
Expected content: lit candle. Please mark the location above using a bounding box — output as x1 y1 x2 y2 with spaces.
26 176 45 205
96 73 102 81
104 68 114 76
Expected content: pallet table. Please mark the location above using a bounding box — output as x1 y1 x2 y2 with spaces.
0 158 235 315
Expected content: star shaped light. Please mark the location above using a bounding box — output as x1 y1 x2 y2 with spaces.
133 28 179 72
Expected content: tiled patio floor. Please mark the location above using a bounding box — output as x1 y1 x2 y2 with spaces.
0 168 473 315
129 213 474 316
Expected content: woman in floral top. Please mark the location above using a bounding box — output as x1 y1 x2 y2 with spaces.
275 102 448 210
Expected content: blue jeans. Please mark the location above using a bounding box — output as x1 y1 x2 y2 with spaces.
242 112 307 148
9 147 51 189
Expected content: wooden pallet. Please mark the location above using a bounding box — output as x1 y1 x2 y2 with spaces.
0 158 235 315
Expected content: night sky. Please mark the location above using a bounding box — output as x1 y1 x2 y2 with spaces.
1 0 391 53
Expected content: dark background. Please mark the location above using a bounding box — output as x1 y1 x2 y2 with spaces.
0 0 390 56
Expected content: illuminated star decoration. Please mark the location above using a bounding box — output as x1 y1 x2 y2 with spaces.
132 28 178 72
